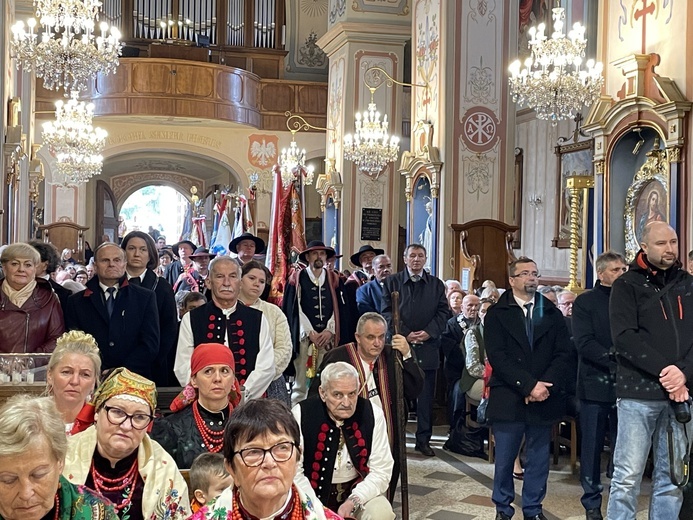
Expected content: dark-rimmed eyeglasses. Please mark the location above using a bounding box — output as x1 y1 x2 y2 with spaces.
233 441 297 467
103 405 153 430
511 271 540 279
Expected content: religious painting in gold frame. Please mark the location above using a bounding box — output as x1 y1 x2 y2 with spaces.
624 143 670 262
552 140 593 248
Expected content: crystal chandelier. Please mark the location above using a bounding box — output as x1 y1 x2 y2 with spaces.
343 93 400 178
42 92 108 185
508 1 603 124
10 0 122 93
279 139 314 188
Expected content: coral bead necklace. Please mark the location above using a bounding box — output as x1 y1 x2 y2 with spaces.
193 401 225 452
89 457 139 511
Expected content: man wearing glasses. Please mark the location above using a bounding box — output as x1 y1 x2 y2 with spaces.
484 256 574 520
293 362 395 519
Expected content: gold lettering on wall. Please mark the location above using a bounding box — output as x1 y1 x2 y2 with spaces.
106 131 222 150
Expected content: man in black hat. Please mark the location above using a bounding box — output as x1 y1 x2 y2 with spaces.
174 246 215 293
347 245 385 288
164 239 196 287
229 232 266 265
283 240 355 404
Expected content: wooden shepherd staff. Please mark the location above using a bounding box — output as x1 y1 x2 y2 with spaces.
390 291 409 520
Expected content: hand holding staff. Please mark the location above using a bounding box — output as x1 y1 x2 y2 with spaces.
390 291 409 520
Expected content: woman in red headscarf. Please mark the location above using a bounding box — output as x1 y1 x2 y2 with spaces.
152 343 241 469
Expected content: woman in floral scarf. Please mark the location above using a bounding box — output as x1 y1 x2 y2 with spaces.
190 399 341 520
64 368 190 519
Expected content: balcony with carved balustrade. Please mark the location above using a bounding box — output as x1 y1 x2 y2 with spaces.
33 0 327 131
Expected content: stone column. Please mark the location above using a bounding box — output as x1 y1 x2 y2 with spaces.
318 1 410 265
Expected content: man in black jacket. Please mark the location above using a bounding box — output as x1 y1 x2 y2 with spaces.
485 256 573 520
382 243 450 457
607 222 693 520
64 243 160 379
572 250 627 520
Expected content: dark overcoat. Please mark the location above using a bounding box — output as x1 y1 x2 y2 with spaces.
139 269 178 386
65 276 160 379
572 281 616 403
381 269 450 370
484 289 574 425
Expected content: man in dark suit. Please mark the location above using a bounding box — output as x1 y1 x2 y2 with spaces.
573 250 626 520
312 312 424 498
64 242 160 379
382 243 450 457
356 254 392 315
485 256 573 520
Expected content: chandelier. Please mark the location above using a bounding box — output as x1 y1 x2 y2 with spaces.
343 97 400 178
508 2 603 124
10 0 122 93
42 92 108 185
279 139 314 188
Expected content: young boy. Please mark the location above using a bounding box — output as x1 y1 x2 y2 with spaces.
189 452 233 512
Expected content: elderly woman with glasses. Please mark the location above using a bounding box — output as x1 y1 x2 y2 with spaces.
0 395 117 520
190 399 341 520
64 368 190 519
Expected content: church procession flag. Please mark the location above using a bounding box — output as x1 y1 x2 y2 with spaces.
266 164 307 307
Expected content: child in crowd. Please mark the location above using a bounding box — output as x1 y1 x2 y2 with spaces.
189 452 233 513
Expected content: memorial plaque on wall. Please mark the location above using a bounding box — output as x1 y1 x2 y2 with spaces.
361 208 382 241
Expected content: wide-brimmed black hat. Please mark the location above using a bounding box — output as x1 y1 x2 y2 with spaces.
229 232 266 254
189 246 216 260
299 240 336 264
350 245 384 267
172 240 196 254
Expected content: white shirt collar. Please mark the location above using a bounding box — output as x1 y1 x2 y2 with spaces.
126 270 146 282
306 267 326 285
98 281 119 294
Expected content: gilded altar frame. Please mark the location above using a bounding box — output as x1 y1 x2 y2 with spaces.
623 142 670 262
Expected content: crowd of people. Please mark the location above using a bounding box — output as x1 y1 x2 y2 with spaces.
0 220 692 520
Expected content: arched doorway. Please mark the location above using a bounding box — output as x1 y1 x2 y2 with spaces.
119 186 188 245
93 149 243 246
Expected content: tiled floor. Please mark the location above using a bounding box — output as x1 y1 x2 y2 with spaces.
393 425 652 519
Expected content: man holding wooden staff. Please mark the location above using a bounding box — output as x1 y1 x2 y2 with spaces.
381 243 450 457
313 312 424 501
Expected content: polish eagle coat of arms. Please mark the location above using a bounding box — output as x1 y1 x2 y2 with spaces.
248 134 279 168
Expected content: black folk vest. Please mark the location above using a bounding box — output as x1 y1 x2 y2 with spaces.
298 270 334 333
299 396 375 504
189 301 263 387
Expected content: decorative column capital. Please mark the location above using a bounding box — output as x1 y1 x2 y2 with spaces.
667 146 681 163
594 160 605 176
